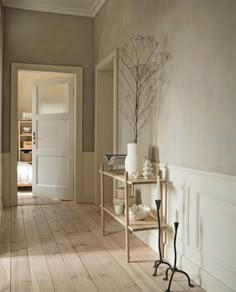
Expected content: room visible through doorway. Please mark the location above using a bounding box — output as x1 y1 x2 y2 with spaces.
17 70 75 205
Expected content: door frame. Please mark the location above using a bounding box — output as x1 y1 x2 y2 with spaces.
10 63 83 206
94 49 118 204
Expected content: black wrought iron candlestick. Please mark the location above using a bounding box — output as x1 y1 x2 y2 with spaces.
153 199 171 276
163 221 194 292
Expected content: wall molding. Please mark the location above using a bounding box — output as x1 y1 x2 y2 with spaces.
3 0 106 17
136 163 236 292
10 63 83 205
95 49 118 204
159 163 236 184
90 0 106 17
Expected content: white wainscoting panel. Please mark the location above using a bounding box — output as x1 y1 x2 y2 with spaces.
135 164 236 292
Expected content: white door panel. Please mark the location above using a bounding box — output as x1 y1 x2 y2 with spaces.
32 76 74 200
36 119 69 150
36 156 69 186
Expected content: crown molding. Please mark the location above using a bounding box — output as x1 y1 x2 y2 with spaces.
90 0 106 17
3 0 106 17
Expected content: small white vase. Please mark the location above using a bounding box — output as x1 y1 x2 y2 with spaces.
125 143 144 178
143 160 153 179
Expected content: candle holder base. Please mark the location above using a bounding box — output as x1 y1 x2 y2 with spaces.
163 267 194 292
163 222 194 292
152 200 172 276
153 259 172 277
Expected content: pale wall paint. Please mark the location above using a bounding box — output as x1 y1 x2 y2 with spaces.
18 71 72 120
94 0 236 176
82 152 95 203
3 7 94 152
94 1 236 291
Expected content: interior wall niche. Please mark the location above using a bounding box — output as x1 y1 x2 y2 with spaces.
95 49 118 204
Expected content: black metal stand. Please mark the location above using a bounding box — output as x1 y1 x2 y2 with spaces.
153 199 171 276
163 222 194 292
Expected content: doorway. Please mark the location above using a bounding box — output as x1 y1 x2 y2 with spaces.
17 70 74 205
10 63 83 206
95 49 118 204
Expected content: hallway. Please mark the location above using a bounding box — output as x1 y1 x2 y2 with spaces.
0 203 204 292
17 192 63 206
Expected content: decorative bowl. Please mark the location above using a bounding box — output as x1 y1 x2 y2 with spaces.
128 204 151 220
23 127 31 133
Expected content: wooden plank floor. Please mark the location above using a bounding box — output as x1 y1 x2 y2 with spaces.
17 193 63 206
0 203 206 292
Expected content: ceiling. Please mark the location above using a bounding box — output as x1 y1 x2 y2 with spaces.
3 0 107 17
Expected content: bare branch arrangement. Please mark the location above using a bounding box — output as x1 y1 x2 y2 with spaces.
119 34 170 143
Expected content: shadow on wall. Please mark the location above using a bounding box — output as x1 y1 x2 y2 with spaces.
148 145 160 164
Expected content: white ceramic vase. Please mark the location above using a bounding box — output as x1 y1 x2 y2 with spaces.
125 143 144 178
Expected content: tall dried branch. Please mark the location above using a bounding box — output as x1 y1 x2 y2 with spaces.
119 34 171 143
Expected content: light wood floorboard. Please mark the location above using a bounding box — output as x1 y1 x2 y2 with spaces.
22 205 54 292
31 205 76 291
0 207 11 292
17 193 63 206
52 203 141 292
11 206 32 292
0 203 206 292
41 205 98 292
87 204 201 292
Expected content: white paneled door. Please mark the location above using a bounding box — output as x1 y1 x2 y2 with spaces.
32 76 74 200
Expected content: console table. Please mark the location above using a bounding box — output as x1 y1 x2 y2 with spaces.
100 164 168 263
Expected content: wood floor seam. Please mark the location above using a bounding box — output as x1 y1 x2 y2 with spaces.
0 202 205 292
49 204 100 292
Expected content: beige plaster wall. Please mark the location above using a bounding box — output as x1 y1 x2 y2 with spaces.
3 7 94 152
94 0 236 176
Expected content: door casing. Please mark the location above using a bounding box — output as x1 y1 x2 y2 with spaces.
10 63 83 206
95 49 118 204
